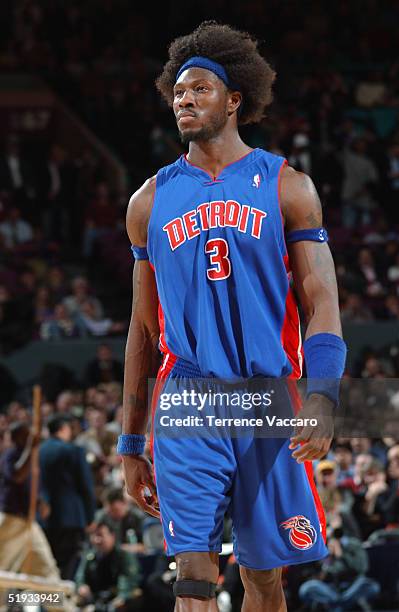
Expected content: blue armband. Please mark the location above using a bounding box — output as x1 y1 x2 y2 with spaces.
117 434 146 455
303 333 347 406
286 228 328 243
131 245 149 260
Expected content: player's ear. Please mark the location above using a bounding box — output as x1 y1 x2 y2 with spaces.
227 90 242 116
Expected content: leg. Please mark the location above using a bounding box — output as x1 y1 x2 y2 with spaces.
299 579 341 610
339 576 381 610
240 566 286 612
174 552 219 612
20 522 60 580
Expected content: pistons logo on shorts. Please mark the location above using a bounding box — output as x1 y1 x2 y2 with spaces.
280 515 317 550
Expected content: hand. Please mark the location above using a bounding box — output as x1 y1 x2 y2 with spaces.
77 584 91 600
38 499 51 520
328 537 342 558
121 454 160 519
366 479 388 500
289 394 334 463
110 597 125 610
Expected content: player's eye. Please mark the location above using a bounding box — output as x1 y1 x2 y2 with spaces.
196 85 208 92
174 89 184 97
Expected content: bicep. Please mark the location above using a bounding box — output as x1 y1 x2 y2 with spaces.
281 166 340 329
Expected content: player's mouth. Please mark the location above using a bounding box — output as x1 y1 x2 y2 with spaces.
177 112 197 125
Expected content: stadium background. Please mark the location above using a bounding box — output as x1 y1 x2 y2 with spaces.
0 0 399 610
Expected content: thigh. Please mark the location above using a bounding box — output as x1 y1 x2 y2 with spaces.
0 514 29 570
25 522 60 580
231 436 329 569
153 374 236 557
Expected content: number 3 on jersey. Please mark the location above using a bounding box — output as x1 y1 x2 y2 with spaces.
205 238 231 281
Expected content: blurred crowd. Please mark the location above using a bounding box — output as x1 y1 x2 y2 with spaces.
0 1 398 356
1 0 399 609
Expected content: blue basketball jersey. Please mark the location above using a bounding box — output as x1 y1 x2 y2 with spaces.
147 148 302 379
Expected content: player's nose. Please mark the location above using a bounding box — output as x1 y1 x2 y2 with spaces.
178 89 195 106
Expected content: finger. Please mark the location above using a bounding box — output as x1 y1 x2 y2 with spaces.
144 477 159 502
138 491 161 519
289 433 309 449
126 486 158 517
292 442 322 463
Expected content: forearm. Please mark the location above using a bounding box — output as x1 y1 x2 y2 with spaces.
122 317 160 435
304 294 342 339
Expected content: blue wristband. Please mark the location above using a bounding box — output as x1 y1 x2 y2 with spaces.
117 434 146 455
131 245 149 260
303 333 347 406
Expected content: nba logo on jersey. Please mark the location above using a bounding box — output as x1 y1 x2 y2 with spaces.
280 515 317 550
252 173 261 188
169 520 175 537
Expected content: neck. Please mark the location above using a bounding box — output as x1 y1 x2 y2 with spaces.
187 129 252 178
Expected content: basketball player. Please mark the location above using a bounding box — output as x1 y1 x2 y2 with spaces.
118 22 346 612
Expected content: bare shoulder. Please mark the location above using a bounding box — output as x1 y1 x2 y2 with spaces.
279 165 322 231
126 176 157 245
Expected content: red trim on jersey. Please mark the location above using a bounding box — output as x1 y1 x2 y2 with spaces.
149 351 176 460
288 380 327 543
305 460 327 542
149 351 177 554
278 158 303 379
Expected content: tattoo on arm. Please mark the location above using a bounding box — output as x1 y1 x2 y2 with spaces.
305 210 321 228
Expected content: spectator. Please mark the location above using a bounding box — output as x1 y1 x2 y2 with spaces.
76 407 118 462
94 487 145 550
38 144 73 243
299 528 380 611
63 276 104 319
355 249 385 298
46 266 68 302
340 293 374 323
34 285 54 329
355 71 387 108
40 302 87 339
78 299 125 337
332 442 354 486
387 252 399 291
55 390 76 414
39 414 96 579
384 294 399 319
288 132 312 174
0 206 33 249
0 422 59 579
352 458 392 539
86 343 124 386
315 460 358 535
0 134 35 215
75 521 142 610
83 182 118 258
341 139 379 227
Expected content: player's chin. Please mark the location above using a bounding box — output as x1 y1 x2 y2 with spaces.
178 126 202 144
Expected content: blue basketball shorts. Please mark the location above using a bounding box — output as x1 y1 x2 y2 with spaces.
151 357 328 570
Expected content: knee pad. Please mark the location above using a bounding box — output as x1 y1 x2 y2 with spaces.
173 579 217 599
